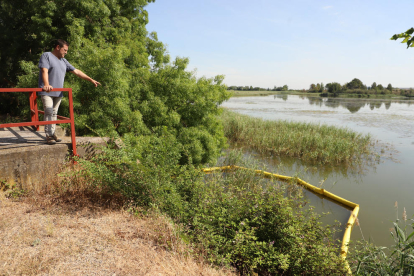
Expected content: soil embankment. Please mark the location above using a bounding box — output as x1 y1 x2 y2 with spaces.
0 190 234 275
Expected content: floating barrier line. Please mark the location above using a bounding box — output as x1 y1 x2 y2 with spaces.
202 165 358 275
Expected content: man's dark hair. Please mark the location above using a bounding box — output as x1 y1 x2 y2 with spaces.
53 39 69 49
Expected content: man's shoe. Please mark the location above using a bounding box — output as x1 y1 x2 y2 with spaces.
46 135 56 145
51 134 62 142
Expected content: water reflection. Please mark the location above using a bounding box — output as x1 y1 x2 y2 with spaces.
240 148 369 186
293 95 414 114
275 94 288 101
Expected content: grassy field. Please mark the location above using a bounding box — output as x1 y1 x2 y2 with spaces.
220 108 374 166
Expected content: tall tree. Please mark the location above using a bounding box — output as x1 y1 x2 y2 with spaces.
371 82 377 90
0 0 231 165
387 83 393 91
347 78 364 90
326 82 341 93
309 83 316 91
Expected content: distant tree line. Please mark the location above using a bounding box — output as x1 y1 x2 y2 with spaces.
308 78 400 96
228 85 289 91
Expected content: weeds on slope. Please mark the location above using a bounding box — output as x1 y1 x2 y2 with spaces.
70 135 348 275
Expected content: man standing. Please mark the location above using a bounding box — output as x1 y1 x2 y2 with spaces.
38 39 100 144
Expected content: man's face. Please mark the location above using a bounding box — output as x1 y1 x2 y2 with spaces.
56 45 69 58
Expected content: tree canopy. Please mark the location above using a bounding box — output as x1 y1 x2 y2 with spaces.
318 78 394 94
347 78 365 90
325 82 341 93
0 0 231 165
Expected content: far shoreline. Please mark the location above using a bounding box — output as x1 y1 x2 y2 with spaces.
229 90 411 99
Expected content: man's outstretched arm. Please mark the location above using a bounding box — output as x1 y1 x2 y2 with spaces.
71 69 101 87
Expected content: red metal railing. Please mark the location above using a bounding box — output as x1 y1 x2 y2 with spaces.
0 88 78 157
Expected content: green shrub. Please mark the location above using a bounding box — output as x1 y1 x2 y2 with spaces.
78 133 203 219
191 169 347 275
78 143 348 275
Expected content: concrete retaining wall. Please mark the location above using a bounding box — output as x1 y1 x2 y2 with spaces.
0 135 109 192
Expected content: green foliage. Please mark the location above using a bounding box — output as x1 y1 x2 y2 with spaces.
78 133 203 217
309 83 317 92
221 108 373 167
326 82 342 93
350 218 414 275
322 79 395 97
391 28 414 48
76 141 347 275
401 88 414 97
227 85 290 92
272 85 288 91
1 0 230 165
347 78 366 90
192 171 347 275
0 180 25 198
309 83 324 93
316 83 321 92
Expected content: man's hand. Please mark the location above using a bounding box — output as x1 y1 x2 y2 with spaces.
42 85 53 92
41 68 52 92
90 79 101 87
71 69 101 87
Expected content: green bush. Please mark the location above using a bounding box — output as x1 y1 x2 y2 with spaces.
77 143 348 275
78 133 202 218
191 169 347 275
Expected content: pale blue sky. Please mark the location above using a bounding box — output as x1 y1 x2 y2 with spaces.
146 0 414 89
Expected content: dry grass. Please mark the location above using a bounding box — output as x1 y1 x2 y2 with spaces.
0 180 235 276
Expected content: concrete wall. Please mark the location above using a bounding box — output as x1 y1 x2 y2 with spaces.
0 137 109 192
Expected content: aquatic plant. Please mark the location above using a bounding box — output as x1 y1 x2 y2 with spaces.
349 210 414 275
220 108 374 166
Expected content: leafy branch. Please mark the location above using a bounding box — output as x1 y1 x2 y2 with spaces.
390 28 414 48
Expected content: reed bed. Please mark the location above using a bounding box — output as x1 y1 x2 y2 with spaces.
220 109 373 166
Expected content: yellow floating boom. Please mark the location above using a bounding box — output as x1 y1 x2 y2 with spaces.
202 165 358 275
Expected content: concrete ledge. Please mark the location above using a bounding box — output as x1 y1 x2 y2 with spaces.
0 127 108 191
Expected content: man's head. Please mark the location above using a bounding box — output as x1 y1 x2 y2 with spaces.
52 39 69 59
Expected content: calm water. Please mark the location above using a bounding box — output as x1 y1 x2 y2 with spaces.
222 94 414 247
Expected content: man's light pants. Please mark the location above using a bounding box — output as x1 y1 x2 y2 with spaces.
41 95 62 136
